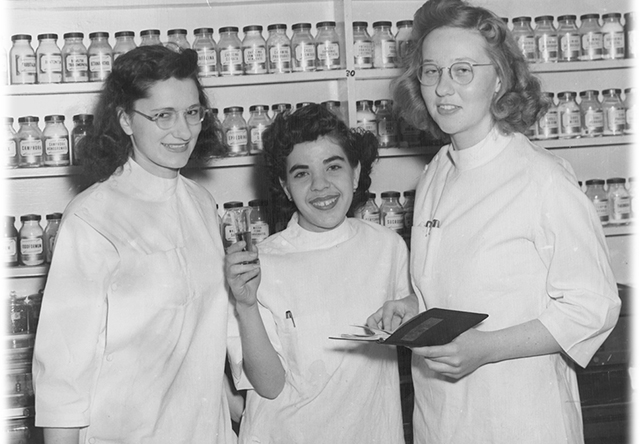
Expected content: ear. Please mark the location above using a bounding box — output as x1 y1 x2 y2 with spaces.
118 108 134 136
353 162 362 190
279 178 292 201
494 75 502 94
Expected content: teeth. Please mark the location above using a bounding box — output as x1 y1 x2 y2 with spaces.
312 196 338 208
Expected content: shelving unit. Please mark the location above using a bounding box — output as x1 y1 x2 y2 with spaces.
3 0 636 442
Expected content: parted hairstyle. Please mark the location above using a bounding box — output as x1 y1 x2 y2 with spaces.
392 0 549 141
262 104 379 222
79 45 224 182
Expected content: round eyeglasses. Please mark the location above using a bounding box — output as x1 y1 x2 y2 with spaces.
417 61 493 86
132 106 207 130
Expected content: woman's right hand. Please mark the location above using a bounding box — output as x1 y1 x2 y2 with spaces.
366 294 419 332
224 241 261 308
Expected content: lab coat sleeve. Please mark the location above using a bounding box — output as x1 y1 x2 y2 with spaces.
535 164 621 368
392 236 412 301
227 300 286 391
33 211 118 427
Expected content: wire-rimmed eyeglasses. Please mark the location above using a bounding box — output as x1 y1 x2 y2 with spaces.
417 61 493 86
132 105 207 130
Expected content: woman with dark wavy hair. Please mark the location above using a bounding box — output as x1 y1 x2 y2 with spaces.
225 104 411 443
33 46 238 443
368 1 620 443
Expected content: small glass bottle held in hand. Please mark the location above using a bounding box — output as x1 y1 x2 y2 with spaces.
233 207 258 264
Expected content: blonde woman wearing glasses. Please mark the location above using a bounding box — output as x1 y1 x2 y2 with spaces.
367 1 620 443
32 46 264 444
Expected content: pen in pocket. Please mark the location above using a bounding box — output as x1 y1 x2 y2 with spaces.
285 310 296 328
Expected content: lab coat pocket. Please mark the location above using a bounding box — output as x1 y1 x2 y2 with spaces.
410 224 443 293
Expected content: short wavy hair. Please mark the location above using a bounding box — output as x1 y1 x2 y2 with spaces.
79 45 224 182
392 0 549 141
262 104 379 225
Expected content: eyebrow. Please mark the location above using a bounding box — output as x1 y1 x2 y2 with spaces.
287 155 347 174
149 104 201 112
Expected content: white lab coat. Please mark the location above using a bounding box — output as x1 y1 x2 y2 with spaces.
33 158 236 444
410 128 621 444
229 215 410 444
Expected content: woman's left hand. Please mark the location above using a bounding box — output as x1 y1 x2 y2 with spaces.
411 329 491 380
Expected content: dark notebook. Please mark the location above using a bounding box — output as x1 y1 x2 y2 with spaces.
330 308 488 347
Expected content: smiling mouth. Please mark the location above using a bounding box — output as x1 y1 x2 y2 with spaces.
437 104 459 112
310 195 339 209
163 142 190 152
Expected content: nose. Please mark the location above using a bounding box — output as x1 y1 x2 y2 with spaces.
171 111 194 139
310 171 330 191
434 67 455 97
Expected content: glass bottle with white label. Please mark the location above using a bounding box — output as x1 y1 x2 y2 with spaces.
607 177 631 225
61 32 88 82
395 20 414 67
43 115 70 166
222 106 248 156
113 31 137 60
512 17 537 62
602 88 626 136
356 100 377 134
579 90 604 137
248 199 270 245
624 87 634 134
374 99 397 147
291 23 316 72
17 116 43 167
166 29 190 51
193 28 218 77
602 13 625 59
36 33 62 84
536 92 559 140
353 22 373 69
10 34 36 85
579 14 603 61
247 105 270 154
534 16 558 63
242 25 267 75
557 91 581 139
380 191 404 234
356 192 381 224
266 24 291 74
19 214 44 266
315 21 341 70
42 115 70 166
87 32 112 82
557 15 581 62
585 179 609 224
372 21 396 69
43 212 62 263
5 117 19 168
4 216 19 266
139 29 162 47
218 27 243 76
221 201 244 250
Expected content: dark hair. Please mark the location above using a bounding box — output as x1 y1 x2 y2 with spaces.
79 45 224 182
262 104 379 226
392 0 549 140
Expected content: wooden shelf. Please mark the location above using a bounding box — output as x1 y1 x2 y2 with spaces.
5 264 49 278
604 223 635 237
536 134 633 150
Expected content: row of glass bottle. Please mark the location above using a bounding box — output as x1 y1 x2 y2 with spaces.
6 22 346 85
529 88 634 140
583 177 634 226
508 12 635 63
354 190 415 237
4 213 61 267
5 114 92 168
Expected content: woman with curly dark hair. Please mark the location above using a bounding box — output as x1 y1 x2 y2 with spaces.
33 46 239 443
367 1 620 443
225 104 411 443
